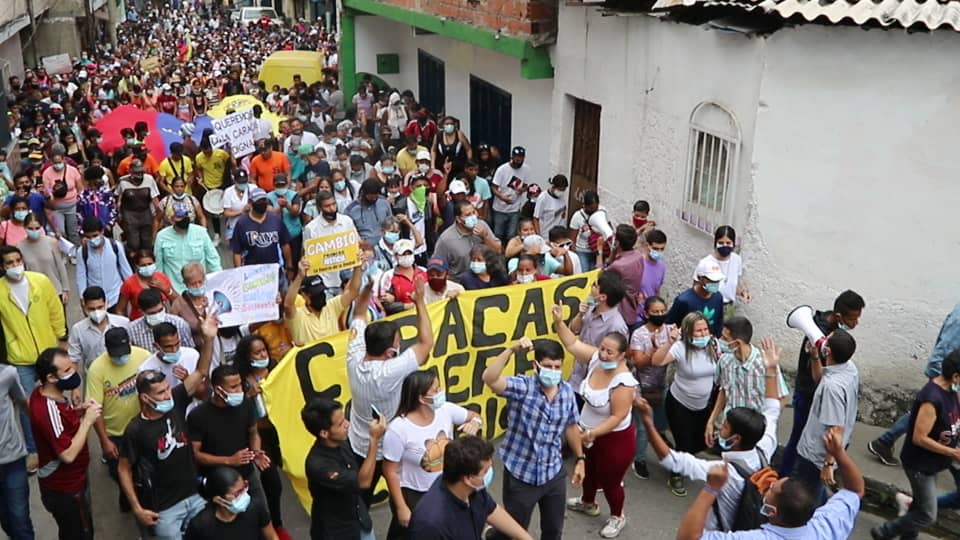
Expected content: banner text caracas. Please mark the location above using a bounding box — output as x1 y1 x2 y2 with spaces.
261 270 598 512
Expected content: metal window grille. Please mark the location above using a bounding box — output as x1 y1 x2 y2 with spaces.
680 103 740 234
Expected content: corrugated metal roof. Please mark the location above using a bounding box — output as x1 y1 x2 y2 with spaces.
649 0 960 32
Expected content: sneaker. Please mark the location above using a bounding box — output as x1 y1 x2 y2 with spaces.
213 233 221 244
275 526 293 540
566 497 601 517
894 492 912 517
669 474 686 497
26 453 38 475
633 461 649 479
867 438 900 467
600 515 626 538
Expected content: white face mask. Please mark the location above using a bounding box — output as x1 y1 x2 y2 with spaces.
397 255 415 268
88 309 108 324
516 273 535 284
144 310 166 327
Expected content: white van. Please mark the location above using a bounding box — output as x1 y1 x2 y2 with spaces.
239 7 283 26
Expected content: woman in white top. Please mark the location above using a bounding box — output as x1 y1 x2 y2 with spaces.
382 370 481 540
220 174 250 242
652 311 718 497
691 225 752 318
553 305 637 539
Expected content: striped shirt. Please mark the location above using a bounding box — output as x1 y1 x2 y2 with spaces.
127 314 196 354
29 387 90 492
715 345 765 416
498 375 579 486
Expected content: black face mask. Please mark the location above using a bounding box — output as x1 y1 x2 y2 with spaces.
252 201 269 214
308 292 327 311
647 314 667 327
321 210 337 221
55 372 82 391
174 218 190 230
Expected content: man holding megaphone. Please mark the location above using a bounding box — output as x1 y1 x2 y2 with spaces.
779 291 865 478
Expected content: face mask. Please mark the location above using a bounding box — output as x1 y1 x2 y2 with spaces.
6 265 25 281
691 336 711 349
145 311 166 326
384 231 400 244
428 277 446 292
174 218 190 230
472 467 494 491
89 235 104 248
111 353 131 366
648 250 663 261
716 245 735 257
334 180 346 191
55 372 82 391
161 350 181 364
88 309 107 324
952 383 960 393
837 322 851 331
717 434 736 451
13 210 29 221
138 263 156 277
26 229 42 240
551 188 566 198
222 389 244 407
704 282 721 294
760 501 776 518
516 273 535 284
308 292 327 312
397 255 415 268
173 192 187 200
427 391 446 410
463 215 478 229
382 166 395 175
236 181 249 191
443 124 455 134
187 286 206 297
599 359 619 370
150 396 174 413
718 340 733 354
225 490 251 514
633 217 648 228
251 359 269 369
585 295 597 308
252 201 269 214
538 366 563 387
647 314 666 326
53 163 65 171
470 261 487 274
418 163 430 173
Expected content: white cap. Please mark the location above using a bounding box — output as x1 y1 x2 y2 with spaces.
695 256 725 281
415 150 431 162
522 234 546 252
78 70 88 79
162 83 172 90
448 180 468 194
393 239 415 255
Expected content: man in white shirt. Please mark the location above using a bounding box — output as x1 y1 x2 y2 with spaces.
347 278 433 507
302 190 358 295
490 146 532 245
533 174 568 236
135 321 200 388
282 118 321 155
68 286 130 372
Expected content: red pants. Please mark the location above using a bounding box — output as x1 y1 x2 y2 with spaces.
582 424 636 516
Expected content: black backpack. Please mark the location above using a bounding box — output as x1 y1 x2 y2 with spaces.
81 238 123 275
713 448 777 532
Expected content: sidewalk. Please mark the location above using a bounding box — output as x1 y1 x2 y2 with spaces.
776 404 959 538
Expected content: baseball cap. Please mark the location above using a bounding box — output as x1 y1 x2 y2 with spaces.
393 239 415 255
426 256 448 272
130 159 146 173
233 170 249 183
415 150 431 162
28 151 43 160
695 256 725 282
173 207 190 218
104 328 131 357
248 187 268 201
273 173 288 186
298 143 314 156
302 274 326 294
448 180 468 195
511 146 526 157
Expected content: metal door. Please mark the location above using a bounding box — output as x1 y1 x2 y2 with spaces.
417 49 445 116
569 99 601 214
469 75 512 163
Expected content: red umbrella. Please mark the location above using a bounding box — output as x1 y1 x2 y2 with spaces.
94 105 168 159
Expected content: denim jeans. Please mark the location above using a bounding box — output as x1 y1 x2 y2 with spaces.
153 493 205 540
778 390 812 477
792 455 827 506
878 412 910 447
937 466 960 509
878 468 938 540
491 210 520 246
632 395 668 463
14 365 37 453
0 457 35 540
360 526 375 540
576 251 597 272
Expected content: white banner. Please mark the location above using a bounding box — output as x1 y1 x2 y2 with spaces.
209 108 256 157
204 264 278 327
42 54 72 75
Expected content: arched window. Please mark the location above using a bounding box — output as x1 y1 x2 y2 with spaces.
680 102 741 234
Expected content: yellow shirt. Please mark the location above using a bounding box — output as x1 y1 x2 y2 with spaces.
158 155 195 186
396 145 428 178
194 149 230 189
287 295 346 346
85 346 152 436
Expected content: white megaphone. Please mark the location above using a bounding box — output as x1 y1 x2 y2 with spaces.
588 210 615 243
786 305 827 353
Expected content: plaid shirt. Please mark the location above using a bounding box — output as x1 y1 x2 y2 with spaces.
498 375 579 486
716 345 765 416
127 314 196 354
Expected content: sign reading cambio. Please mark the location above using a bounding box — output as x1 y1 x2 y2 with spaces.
303 228 361 275
209 108 256 157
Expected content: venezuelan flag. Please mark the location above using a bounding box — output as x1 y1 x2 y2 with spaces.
178 37 193 62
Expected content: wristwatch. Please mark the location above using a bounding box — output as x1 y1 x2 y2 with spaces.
575 455 586 462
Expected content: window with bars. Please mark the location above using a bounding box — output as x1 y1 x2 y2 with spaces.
680 102 740 235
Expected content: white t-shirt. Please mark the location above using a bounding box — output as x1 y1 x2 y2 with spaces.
382 403 470 492
303 214 357 288
316 138 344 161
568 206 608 253
690 253 743 304
284 131 321 155
579 354 638 432
221 186 249 240
137 346 201 388
253 118 273 141
9 278 29 314
533 190 567 236
667 341 716 411
491 162 532 213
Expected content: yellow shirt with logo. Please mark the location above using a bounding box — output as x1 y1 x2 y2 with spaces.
85 346 152 436
194 149 230 189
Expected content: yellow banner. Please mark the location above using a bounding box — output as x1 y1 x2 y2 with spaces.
262 270 599 512
303 229 361 275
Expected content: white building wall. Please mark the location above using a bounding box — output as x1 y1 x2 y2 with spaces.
552 6 959 420
354 14 554 180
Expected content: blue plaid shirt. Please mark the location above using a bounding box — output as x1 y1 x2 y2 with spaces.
498 375 579 486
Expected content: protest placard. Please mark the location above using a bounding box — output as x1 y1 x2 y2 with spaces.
139 56 161 72
204 264 278 327
209 108 256 157
303 228 361 274
42 54 72 75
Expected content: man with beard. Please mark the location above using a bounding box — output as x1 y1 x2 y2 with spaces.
117 159 162 252
301 190 358 297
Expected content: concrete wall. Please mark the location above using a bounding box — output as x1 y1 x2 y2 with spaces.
355 14 554 182
375 0 558 38
0 35 26 81
552 6 960 423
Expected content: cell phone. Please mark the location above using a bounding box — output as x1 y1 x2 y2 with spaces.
371 404 382 421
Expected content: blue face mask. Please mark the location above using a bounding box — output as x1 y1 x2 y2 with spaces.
138 263 157 277
718 434 736 451
161 350 181 364
26 229 42 240
599 359 619 370
463 215 478 229
152 397 175 413
334 180 347 191
648 249 663 261
384 231 400 244
186 286 206 297
473 467 494 491
952 383 960 393
13 210 29 221
236 182 249 191
111 353 131 366
382 166 395 175
704 282 721 294
538 366 563 387
691 336 711 349
172 192 187 200
225 490 251 514
251 359 269 369
718 340 733 354
470 261 487 274
222 388 244 407
427 391 446 410
89 235 104 248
